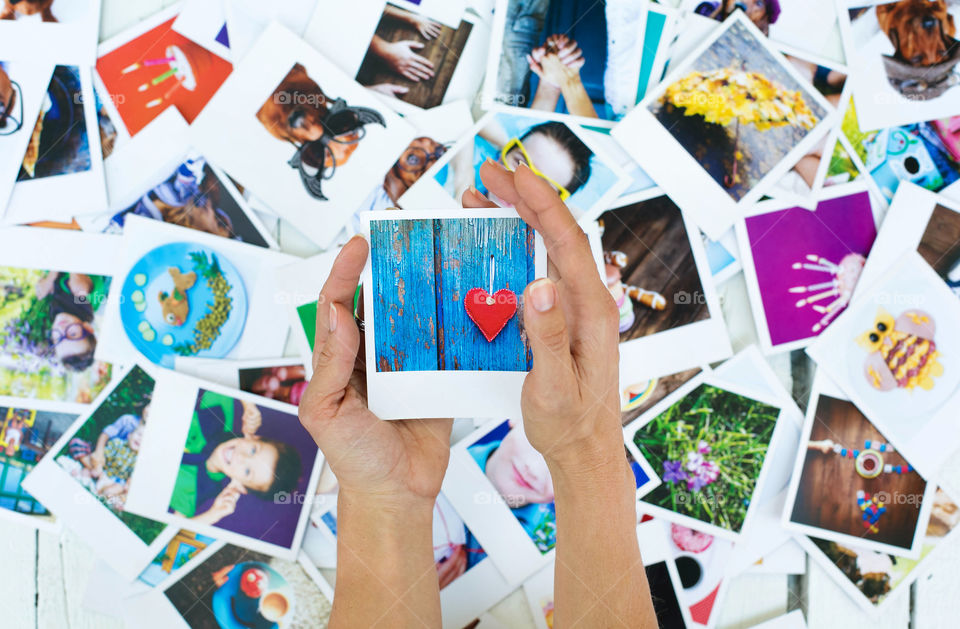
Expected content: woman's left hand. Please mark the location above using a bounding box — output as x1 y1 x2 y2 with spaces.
298 236 452 510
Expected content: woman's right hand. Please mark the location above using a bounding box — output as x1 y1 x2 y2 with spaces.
527 34 585 86
463 162 624 472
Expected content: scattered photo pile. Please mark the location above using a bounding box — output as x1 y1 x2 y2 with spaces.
1 0 960 626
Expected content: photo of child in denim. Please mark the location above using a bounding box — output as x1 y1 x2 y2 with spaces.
169 391 303 528
467 419 557 553
62 406 148 510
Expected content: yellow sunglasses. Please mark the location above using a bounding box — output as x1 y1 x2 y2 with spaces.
500 138 572 201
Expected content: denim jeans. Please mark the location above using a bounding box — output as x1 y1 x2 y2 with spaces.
496 0 549 106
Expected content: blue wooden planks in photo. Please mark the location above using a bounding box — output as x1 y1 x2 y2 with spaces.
370 217 534 372
435 217 533 371
370 219 439 372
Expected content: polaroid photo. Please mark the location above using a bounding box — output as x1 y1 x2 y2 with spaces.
125 371 324 559
482 0 649 127
624 370 791 541
859 184 960 301
392 0 468 28
354 99 475 230
784 372 936 561
362 210 547 419
304 489 514 629
0 60 52 213
677 0 847 68
737 182 880 354
301 519 337 569
638 3 679 103
838 1 960 131
799 483 960 616
705 228 741 284
274 247 342 372
3 64 106 224
124 542 334 629
175 357 309 407
20 364 176 580
190 22 415 249
521 521 691 629
837 96 960 206
613 12 834 240
77 109 276 249
621 366 706 427
304 1 489 114
399 110 629 222
173 0 231 61
0 0 101 65
97 215 296 369
443 417 659 586
223 0 319 62
661 518 733 629
598 194 731 384
83 528 218 617
588 131 658 205
95 5 233 138
807 250 960 479
0 400 78 532
0 227 116 409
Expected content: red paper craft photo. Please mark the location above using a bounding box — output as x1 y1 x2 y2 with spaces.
97 17 233 136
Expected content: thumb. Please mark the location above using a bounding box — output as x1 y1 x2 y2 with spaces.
523 279 574 401
309 301 360 405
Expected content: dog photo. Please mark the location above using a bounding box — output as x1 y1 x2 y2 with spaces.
150 543 333 629
614 13 833 239
124 374 323 559
0 403 76 531
738 184 879 353
799 485 960 613
840 98 960 203
841 0 960 130
79 114 274 248
0 0 101 65
21 364 174 580
625 372 786 540
782 375 936 557
598 195 730 383
95 6 233 138
191 22 414 248
807 251 960 479
3 64 107 224
363 210 546 419
399 111 628 221
0 228 116 406
483 0 650 125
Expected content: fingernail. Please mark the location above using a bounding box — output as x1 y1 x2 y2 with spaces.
484 157 498 168
530 279 555 312
329 303 338 332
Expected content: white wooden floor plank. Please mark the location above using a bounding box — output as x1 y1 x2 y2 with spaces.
717 574 788 629
36 530 70 629
0 520 37 629
59 532 124 629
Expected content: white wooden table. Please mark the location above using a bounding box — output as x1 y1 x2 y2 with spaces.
2 1 959 627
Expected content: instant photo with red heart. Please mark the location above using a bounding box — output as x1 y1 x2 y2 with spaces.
361 209 547 419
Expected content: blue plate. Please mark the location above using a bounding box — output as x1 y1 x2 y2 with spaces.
120 242 248 368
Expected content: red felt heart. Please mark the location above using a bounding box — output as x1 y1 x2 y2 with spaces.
464 288 518 342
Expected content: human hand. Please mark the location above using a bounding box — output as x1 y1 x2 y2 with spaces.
406 13 442 39
240 400 262 438
462 162 623 472
298 236 453 510
369 83 411 98
527 34 584 86
378 39 436 82
201 480 246 523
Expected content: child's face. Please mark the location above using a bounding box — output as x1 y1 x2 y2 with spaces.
503 133 575 196
51 313 95 361
212 437 278 493
485 422 554 508
128 424 145 452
